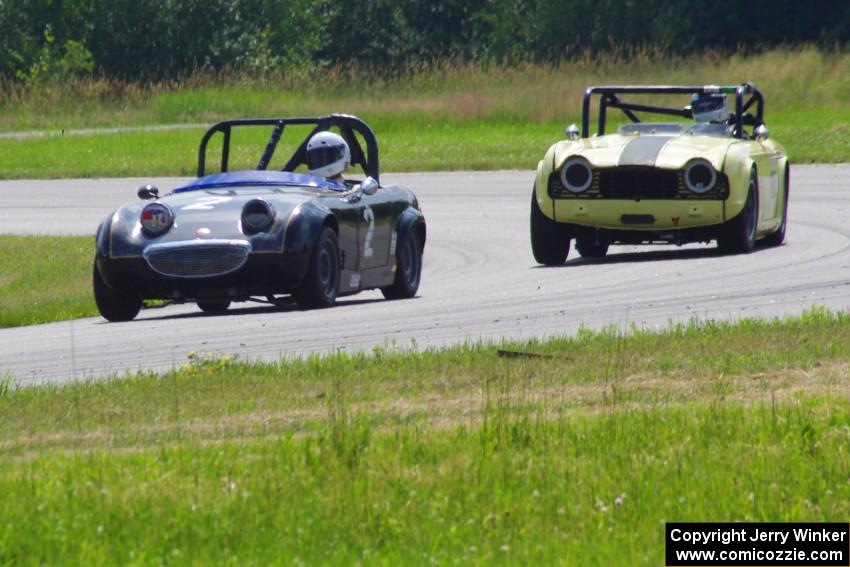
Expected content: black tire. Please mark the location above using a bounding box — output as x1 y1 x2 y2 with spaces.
575 236 609 258
93 262 142 322
761 164 789 247
197 300 231 313
530 190 570 265
381 229 422 300
294 227 340 309
717 170 759 254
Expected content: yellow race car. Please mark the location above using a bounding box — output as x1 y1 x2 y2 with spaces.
531 84 789 264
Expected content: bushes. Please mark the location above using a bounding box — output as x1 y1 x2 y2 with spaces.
0 0 848 82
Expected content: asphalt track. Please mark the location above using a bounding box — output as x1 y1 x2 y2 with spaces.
2 165 850 387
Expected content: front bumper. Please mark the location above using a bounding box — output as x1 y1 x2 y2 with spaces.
96 251 309 301
552 199 726 230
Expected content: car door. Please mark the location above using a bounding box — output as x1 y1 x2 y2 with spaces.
355 186 394 272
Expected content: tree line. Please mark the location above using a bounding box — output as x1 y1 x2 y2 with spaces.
1 0 848 82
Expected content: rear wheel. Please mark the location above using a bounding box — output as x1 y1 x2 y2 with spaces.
381 229 422 300
93 262 142 322
575 236 609 258
530 190 570 265
295 227 340 309
197 300 231 313
718 170 758 254
761 164 789 247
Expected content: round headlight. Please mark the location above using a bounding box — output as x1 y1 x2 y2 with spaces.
684 160 717 194
140 202 173 236
241 199 275 234
559 157 593 193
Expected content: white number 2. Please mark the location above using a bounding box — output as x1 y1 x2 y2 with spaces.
363 206 375 259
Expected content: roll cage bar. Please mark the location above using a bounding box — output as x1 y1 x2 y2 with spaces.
197 113 380 182
580 83 765 140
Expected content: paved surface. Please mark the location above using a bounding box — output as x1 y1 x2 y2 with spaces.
2 166 850 386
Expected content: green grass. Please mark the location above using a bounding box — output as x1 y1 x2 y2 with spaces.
0 235 96 327
1 47 850 178
3 309 850 564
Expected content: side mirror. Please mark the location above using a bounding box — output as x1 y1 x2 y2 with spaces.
565 123 580 140
754 125 769 141
360 177 379 196
138 184 159 200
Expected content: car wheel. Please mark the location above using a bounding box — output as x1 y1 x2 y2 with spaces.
717 170 758 254
197 300 231 313
575 236 609 258
93 262 142 322
381 229 422 300
530 189 570 265
761 164 789 247
295 226 340 309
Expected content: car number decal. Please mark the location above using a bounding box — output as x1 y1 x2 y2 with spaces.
181 196 233 210
363 205 375 259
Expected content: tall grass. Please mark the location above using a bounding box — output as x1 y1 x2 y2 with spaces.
2 310 850 564
2 46 848 130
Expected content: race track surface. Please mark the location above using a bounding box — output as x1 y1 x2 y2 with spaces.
2 166 850 386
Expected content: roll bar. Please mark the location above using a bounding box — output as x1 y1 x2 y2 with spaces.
580 84 764 140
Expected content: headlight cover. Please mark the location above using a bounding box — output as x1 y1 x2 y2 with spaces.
241 199 275 234
684 159 717 194
559 157 594 193
140 202 174 236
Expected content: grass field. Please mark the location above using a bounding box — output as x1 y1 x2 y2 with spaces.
0 235 95 328
2 308 850 564
1 47 850 178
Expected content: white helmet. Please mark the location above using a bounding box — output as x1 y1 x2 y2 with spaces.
691 93 729 123
306 131 351 178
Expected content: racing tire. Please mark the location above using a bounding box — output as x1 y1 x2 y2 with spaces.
530 190 570 265
93 262 142 322
575 236 609 258
381 229 422 300
295 227 340 309
717 171 759 254
760 164 789 248
197 300 231 313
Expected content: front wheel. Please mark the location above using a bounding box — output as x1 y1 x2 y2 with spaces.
93 262 142 322
717 170 759 254
530 190 570 265
381 229 422 300
294 227 340 309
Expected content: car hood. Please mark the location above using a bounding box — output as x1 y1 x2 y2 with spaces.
552 133 737 171
105 175 339 257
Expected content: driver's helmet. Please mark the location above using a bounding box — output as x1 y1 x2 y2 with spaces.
690 93 729 123
306 131 351 178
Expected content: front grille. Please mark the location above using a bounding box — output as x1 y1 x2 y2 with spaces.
145 242 250 278
599 167 680 199
548 167 728 200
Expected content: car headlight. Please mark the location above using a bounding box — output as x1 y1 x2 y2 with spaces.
684 159 717 194
140 202 174 236
241 199 275 234
559 157 594 193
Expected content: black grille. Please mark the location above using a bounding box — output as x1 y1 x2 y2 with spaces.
146 245 250 278
598 167 680 199
548 167 728 200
